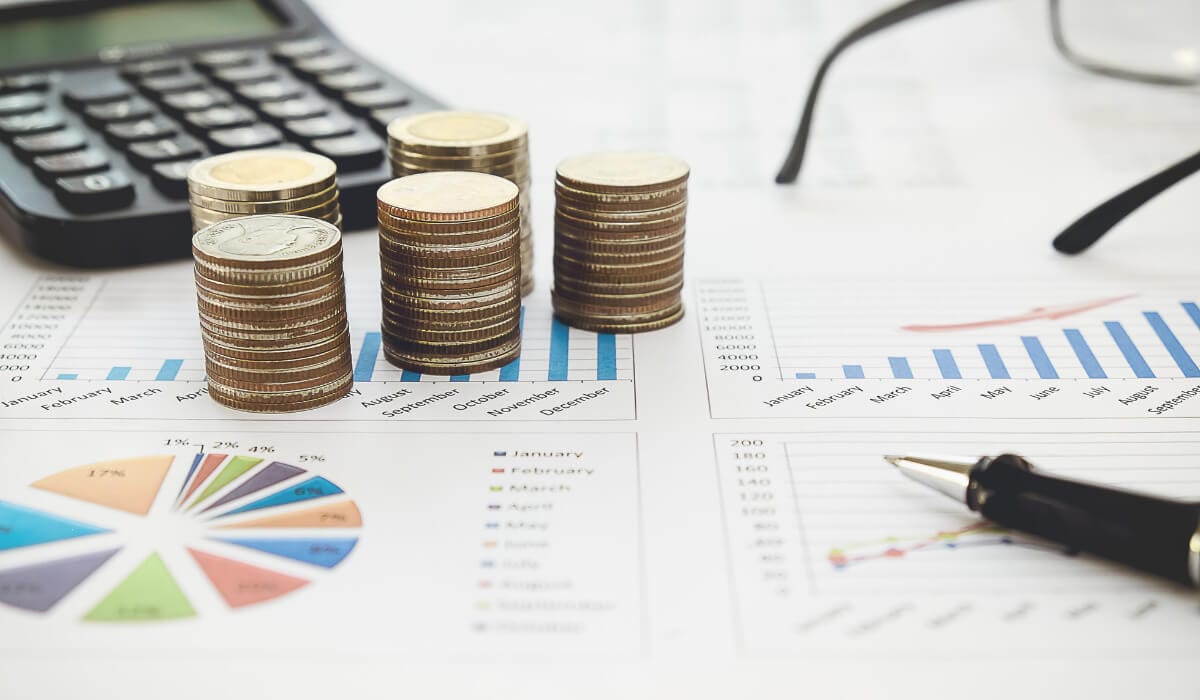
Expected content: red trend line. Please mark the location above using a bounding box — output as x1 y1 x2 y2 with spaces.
900 294 1137 333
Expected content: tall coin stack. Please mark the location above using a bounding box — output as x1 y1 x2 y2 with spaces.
192 215 353 413
377 172 523 375
386 110 534 296
187 150 342 232
552 151 689 333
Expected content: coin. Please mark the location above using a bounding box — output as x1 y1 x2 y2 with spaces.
377 172 518 222
193 216 341 269
188 149 337 201
556 152 690 194
387 111 528 156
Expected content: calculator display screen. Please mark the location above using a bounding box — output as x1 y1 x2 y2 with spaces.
0 0 284 67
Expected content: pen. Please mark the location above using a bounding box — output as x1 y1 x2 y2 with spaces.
885 453 1200 587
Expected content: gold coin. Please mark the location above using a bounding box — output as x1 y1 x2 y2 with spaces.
188 183 339 215
555 198 687 224
382 338 522 375
205 343 351 374
554 227 685 254
388 110 528 156
206 359 353 392
553 304 685 334
554 236 684 261
195 289 345 322
189 149 337 202
377 172 518 223
389 147 529 172
555 207 686 232
555 180 687 208
206 373 352 410
193 215 341 269
194 269 344 299
556 151 689 194
202 329 350 361
554 249 683 274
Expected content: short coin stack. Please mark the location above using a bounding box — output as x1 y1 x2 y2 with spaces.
552 151 689 333
377 171 523 375
192 215 353 413
187 149 342 232
386 110 534 296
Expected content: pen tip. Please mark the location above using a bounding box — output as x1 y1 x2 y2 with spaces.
883 455 905 467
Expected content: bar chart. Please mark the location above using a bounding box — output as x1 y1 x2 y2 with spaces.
0 274 637 420
786 303 1200 381
697 277 1200 418
18 276 632 385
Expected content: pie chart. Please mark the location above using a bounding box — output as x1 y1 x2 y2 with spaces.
0 452 362 621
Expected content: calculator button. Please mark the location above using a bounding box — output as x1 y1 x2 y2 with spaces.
272 38 331 61
185 104 257 131
292 53 358 78
1 73 53 93
0 92 46 116
127 135 204 168
140 73 207 97
83 96 157 124
33 149 109 181
54 170 135 212
0 111 65 138
318 70 382 95
344 87 411 115
150 159 198 198
120 59 189 81
260 96 328 121
105 116 178 143
63 82 133 108
161 87 232 113
207 123 283 151
311 131 383 171
236 79 305 103
284 113 356 142
13 129 87 160
211 62 280 85
193 49 264 71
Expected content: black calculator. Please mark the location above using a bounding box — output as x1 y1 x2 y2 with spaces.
0 0 441 268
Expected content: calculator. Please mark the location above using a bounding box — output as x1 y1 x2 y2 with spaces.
0 0 442 268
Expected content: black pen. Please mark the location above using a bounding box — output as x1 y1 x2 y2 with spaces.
886 453 1200 587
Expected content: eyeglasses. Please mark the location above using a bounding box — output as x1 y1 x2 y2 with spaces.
774 0 1200 254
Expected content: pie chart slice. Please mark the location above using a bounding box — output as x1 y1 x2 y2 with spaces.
0 501 110 551
0 548 119 612
1 452 361 623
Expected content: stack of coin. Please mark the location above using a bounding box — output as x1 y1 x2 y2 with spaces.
187 149 342 232
386 110 534 296
377 171 522 375
552 151 689 333
192 215 353 413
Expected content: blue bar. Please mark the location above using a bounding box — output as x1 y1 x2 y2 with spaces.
888 357 913 379
794 372 817 379
155 359 183 381
1021 336 1059 379
1105 321 1154 378
450 375 470 382
354 332 381 382
976 344 1010 379
932 349 961 379
597 334 617 380
401 370 422 382
1184 302 1200 330
56 373 77 380
842 364 865 379
498 307 526 382
106 366 130 381
1145 311 1200 377
548 317 570 381
1063 329 1106 379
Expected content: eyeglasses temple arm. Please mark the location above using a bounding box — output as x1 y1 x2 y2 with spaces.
1052 148 1200 254
775 0 979 185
